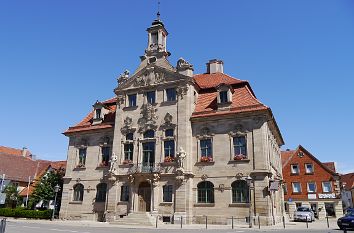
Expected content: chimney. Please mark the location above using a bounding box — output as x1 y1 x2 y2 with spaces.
206 59 224 74
22 147 28 157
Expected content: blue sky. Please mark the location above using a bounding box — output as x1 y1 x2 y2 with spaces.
0 0 353 173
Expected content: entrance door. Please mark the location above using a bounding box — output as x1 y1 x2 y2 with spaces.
310 203 318 218
138 182 151 212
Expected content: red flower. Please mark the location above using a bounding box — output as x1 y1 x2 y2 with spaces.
200 156 213 162
164 156 175 163
122 160 133 165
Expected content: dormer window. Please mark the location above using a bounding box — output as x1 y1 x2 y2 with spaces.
216 84 232 107
92 101 108 125
95 108 102 119
220 91 228 103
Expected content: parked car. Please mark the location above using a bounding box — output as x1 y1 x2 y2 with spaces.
337 211 354 230
293 206 315 222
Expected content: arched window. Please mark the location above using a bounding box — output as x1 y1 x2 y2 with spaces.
231 180 249 203
143 130 155 138
73 183 84 202
197 181 214 203
96 183 107 202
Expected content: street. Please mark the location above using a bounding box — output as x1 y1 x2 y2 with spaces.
3 220 348 233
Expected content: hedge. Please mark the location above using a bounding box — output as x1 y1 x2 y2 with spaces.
0 208 52 219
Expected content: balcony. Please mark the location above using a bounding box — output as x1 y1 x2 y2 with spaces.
127 163 162 174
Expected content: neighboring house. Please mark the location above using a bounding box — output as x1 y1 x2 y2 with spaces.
61 16 285 226
0 145 66 207
281 145 343 219
340 173 354 211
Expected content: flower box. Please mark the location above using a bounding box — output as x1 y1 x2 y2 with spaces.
122 160 133 165
164 156 175 163
233 154 246 161
200 156 213 162
98 161 109 167
76 163 85 168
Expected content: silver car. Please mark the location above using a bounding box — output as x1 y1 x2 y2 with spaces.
293 206 315 222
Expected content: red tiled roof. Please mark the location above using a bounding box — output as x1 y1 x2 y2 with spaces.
64 98 116 135
194 72 246 89
192 73 268 118
0 154 51 183
18 161 66 197
281 150 295 166
0 146 32 158
341 173 354 190
323 162 336 173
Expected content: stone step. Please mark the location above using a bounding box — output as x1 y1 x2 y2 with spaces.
110 212 155 226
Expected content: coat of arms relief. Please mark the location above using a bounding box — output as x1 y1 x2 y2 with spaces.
138 103 158 133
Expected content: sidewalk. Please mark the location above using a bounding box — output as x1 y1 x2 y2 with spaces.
4 217 340 230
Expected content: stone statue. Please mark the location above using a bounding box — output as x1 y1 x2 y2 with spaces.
177 147 186 168
117 70 130 85
109 152 118 175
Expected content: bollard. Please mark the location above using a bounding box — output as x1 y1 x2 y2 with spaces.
258 215 260 229
205 216 208 229
282 215 285 229
231 216 234 229
155 216 158 228
0 218 6 233
326 216 329 228
180 216 183 229
344 227 347 233
306 216 308 228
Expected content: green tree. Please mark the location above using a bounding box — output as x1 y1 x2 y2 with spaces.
4 185 21 208
29 168 64 210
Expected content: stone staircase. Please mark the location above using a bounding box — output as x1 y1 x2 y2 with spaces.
110 212 155 226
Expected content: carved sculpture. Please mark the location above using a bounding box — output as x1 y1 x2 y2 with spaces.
176 57 193 71
121 117 135 135
109 152 118 175
138 104 158 133
160 113 176 130
176 85 188 99
133 67 165 87
116 95 125 108
117 70 130 85
177 147 186 168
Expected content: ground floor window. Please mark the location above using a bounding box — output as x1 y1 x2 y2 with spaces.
197 181 214 203
121 185 130 202
231 180 249 203
163 185 173 202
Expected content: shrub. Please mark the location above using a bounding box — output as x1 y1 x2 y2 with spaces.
0 208 52 219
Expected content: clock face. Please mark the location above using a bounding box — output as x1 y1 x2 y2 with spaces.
298 152 304 158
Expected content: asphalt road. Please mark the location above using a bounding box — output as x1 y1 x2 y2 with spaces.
3 220 349 233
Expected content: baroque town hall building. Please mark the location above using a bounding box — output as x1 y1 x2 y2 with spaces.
60 16 285 225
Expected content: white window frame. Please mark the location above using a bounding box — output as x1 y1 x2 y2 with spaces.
307 182 316 193
292 182 301 193
305 163 314 174
291 164 300 174
322 181 332 193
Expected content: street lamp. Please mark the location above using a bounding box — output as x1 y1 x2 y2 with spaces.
51 184 60 221
246 175 253 228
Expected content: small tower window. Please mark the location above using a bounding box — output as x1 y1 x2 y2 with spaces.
151 32 158 45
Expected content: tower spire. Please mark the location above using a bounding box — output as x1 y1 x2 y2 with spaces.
157 0 160 20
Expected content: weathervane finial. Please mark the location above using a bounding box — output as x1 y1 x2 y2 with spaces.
157 0 161 20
